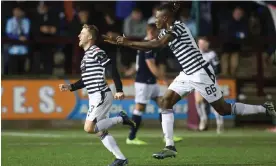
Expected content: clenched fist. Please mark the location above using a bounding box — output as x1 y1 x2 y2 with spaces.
59 84 72 92
114 92 125 100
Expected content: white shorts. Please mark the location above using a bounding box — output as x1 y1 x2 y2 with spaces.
86 91 113 122
135 82 163 104
168 65 222 103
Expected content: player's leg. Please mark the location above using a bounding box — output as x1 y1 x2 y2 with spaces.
210 106 224 134
90 92 135 132
191 64 276 121
210 97 275 117
191 78 276 118
84 92 133 166
126 82 151 145
84 120 127 164
153 88 183 143
152 89 182 159
126 103 147 145
153 75 193 159
195 91 208 131
84 120 128 166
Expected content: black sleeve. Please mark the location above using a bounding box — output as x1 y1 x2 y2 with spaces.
105 56 123 93
70 78 85 91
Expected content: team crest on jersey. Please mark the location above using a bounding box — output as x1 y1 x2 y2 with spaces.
98 53 105 59
98 53 108 62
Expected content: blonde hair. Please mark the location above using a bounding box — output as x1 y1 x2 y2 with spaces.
82 24 99 41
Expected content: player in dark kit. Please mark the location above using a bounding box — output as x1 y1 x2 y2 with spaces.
126 24 183 145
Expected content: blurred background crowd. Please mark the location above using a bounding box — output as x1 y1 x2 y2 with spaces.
1 1 276 132
1 1 275 78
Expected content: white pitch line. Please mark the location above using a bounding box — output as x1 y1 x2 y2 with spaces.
1 131 274 139
1 132 64 138
5 142 98 146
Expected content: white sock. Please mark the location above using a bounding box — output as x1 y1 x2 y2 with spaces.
231 103 266 115
101 134 126 160
133 109 143 116
161 110 174 146
95 117 123 132
196 102 207 121
211 107 223 126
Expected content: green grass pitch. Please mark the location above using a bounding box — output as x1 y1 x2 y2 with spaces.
2 128 276 166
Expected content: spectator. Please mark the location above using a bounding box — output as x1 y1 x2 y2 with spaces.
33 2 59 37
5 6 30 75
179 8 198 38
248 12 261 37
100 9 122 66
123 8 147 38
69 8 92 37
220 7 248 77
102 10 122 38
121 8 147 75
65 8 93 74
147 4 159 24
32 2 60 74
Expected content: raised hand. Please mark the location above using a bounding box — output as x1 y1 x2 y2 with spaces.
102 34 117 45
116 34 129 46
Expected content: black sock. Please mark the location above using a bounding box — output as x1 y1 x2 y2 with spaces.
159 113 162 124
128 115 142 140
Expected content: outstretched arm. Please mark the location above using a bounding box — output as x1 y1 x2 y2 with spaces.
102 34 151 51
118 34 174 50
102 34 174 50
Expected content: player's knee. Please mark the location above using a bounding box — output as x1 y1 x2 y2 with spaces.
84 126 94 133
96 130 109 139
195 92 204 104
160 96 173 109
135 103 146 111
213 104 231 116
84 124 96 134
211 98 232 116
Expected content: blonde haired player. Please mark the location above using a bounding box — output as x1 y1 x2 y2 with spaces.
195 37 223 133
59 24 135 166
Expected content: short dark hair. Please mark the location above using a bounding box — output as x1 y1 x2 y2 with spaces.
82 24 99 41
132 8 142 13
157 3 174 13
157 2 181 14
13 6 23 11
198 36 210 43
